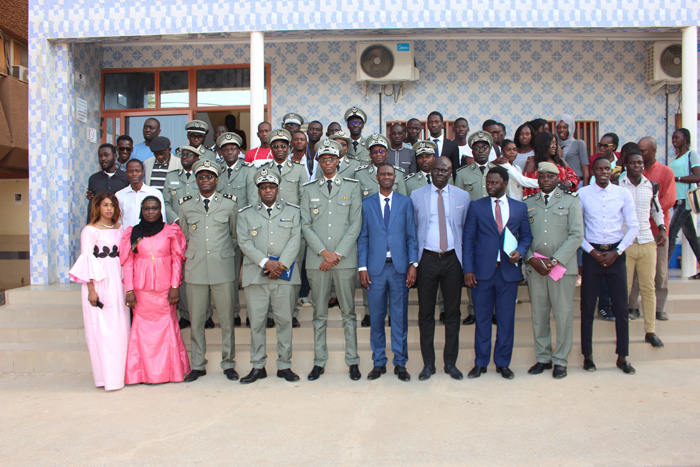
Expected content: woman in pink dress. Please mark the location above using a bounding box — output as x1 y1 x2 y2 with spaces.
120 196 190 384
69 191 130 391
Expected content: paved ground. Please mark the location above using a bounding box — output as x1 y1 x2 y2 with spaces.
1 359 699 466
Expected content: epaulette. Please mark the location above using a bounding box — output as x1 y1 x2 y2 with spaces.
395 166 405 173
522 193 534 200
285 202 300 209
290 160 302 165
455 165 469 172
405 172 417 180
238 205 253 213
179 195 192 205
565 190 578 197
243 162 254 167
303 180 316 186
222 193 237 202
355 165 369 171
343 177 359 183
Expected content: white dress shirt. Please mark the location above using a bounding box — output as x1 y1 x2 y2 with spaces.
425 184 455 252
358 190 394 271
490 194 510 261
115 183 167 227
578 182 639 254
497 163 539 201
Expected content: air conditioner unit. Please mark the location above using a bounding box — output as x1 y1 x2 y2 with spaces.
11 65 28 82
646 42 700 84
356 42 419 83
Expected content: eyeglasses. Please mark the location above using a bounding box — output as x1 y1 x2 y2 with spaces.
271 144 288 149
347 121 363 127
370 149 387 155
117 147 133 152
598 143 615 148
196 174 216 180
318 157 337 164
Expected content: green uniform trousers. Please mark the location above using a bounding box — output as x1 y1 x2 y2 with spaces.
245 283 295 369
233 245 242 319
267 239 303 320
307 267 359 367
186 282 236 371
526 273 576 367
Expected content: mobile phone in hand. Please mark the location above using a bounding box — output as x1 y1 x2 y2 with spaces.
95 300 104 309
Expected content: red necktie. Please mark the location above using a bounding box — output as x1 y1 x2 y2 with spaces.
494 199 504 234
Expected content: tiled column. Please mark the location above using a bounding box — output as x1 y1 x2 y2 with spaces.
681 25 698 277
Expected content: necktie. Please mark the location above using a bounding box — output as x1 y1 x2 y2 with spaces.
267 207 272 217
227 167 233 178
277 164 283 174
327 179 333 194
426 174 431 184
479 166 485 174
437 189 448 251
186 172 191 180
353 141 358 152
203 198 210 212
544 194 549 206
494 199 504 234
384 197 391 230
433 139 440 158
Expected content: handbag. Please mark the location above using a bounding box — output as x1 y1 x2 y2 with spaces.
686 150 700 214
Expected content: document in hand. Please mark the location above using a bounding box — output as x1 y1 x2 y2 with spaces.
503 227 518 255
533 252 567 281
264 256 295 281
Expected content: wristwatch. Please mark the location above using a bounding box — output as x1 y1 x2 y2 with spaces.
411 262 419 268
658 225 667 232
616 248 624 256
550 258 558 266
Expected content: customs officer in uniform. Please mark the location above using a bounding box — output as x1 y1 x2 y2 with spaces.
237 169 302 384
524 162 583 379
180 160 239 382
181 120 217 162
314 131 359 179
282 112 304 134
301 139 363 381
216 131 251 327
344 106 370 162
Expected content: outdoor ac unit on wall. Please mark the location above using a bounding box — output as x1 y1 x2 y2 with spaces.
11 65 28 82
646 42 700 84
356 42 419 83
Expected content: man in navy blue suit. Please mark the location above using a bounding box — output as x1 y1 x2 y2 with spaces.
463 165 532 379
358 163 419 382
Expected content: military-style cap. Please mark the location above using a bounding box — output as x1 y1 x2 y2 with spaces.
150 136 171 152
282 112 304 126
217 132 243 148
328 130 352 144
538 162 560 175
366 133 389 150
179 145 201 156
316 139 342 157
344 106 367 123
192 159 221 176
413 140 438 156
267 128 292 145
255 168 280 186
185 120 209 134
468 131 494 148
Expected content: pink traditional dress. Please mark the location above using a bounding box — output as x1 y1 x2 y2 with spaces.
69 225 130 391
119 224 190 384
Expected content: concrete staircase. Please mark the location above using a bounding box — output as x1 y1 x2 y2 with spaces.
1 279 699 375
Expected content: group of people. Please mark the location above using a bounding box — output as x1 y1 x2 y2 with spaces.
71 106 700 391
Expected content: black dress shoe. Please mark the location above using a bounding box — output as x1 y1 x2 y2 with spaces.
328 298 339 308
445 365 463 380
463 315 475 325
656 311 669 321
277 369 300 382
349 364 361 380
645 333 664 348
240 367 267 384
439 312 445 323
496 366 514 379
552 365 567 379
528 362 553 374
418 365 436 381
178 318 190 329
224 368 239 381
234 316 242 327
361 315 371 327
492 314 497 325
292 317 300 328
628 308 640 320
583 357 597 372
266 317 275 328
307 365 325 381
387 316 391 327
467 366 487 378
184 369 206 382
367 366 386 380
394 366 410 382
617 360 636 375
205 317 215 329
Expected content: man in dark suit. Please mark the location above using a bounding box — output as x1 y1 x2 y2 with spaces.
427 111 460 179
411 156 471 381
358 163 419 382
463 166 532 380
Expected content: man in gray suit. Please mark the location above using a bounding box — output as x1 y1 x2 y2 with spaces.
410 156 471 381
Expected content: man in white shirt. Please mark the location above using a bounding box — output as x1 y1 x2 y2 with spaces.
115 159 166 227
578 157 639 374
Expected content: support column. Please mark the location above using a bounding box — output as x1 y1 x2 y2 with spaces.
681 26 698 277
250 31 265 149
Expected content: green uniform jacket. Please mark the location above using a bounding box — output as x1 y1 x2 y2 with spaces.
301 177 362 270
454 162 497 201
237 201 301 286
217 159 250 207
179 193 238 285
346 137 370 162
314 157 359 180
175 145 217 162
524 187 584 275
246 159 308 206
354 164 407 198
404 171 454 195
163 169 199 223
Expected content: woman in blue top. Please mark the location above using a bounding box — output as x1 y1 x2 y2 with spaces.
668 128 700 279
